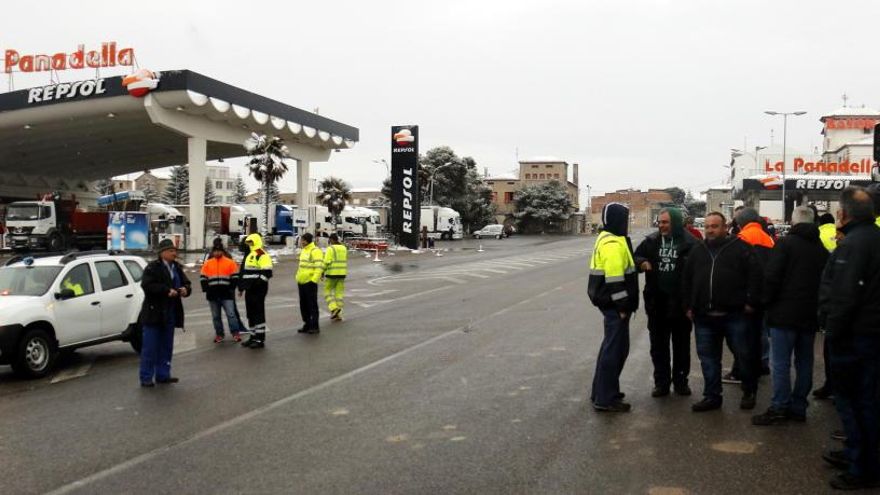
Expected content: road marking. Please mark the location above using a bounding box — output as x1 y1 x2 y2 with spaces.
45 281 569 495
173 331 197 355
50 360 94 384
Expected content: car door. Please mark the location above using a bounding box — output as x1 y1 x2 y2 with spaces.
94 260 134 337
52 262 102 346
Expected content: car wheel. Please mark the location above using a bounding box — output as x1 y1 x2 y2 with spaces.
129 324 143 354
12 327 56 379
474 234 481 239
496 234 502 239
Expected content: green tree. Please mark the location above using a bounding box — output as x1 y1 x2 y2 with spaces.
141 178 161 203
162 166 189 204
317 176 353 234
513 180 574 233
233 174 249 203
245 133 289 237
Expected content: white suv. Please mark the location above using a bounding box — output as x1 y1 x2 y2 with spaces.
0 251 146 378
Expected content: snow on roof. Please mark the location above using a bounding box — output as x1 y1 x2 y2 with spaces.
519 156 567 163
484 174 519 181
820 106 880 120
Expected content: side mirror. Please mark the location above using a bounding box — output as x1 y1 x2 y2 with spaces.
55 288 76 300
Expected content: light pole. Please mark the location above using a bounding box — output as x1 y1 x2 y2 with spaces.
764 110 806 222
429 161 453 205
372 158 389 177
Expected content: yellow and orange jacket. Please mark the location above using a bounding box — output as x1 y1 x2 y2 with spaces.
200 255 239 301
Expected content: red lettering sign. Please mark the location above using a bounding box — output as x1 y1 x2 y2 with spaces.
4 42 134 74
825 118 880 130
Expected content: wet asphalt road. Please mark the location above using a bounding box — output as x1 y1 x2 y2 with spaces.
0 234 862 494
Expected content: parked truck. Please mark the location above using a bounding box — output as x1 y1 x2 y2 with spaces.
420 206 463 240
5 194 107 251
315 205 382 238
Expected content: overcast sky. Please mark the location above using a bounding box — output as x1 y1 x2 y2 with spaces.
3 0 878 202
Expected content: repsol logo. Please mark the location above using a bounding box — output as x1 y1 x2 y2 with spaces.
401 167 415 233
794 179 851 190
28 79 107 103
393 147 415 153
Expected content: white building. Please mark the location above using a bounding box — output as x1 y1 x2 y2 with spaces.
207 164 238 204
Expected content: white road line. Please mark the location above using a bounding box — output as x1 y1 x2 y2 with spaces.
50 360 94 384
44 281 569 495
172 331 197 355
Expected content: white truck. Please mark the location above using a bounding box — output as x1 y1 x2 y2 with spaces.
315 205 382 238
420 206 463 240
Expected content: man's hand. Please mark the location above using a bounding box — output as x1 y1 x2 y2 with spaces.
168 289 178 298
640 261 652 271
618 311 629 320
178 287 188 297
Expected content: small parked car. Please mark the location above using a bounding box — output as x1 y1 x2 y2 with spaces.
0 251 146 378
473 224 505 239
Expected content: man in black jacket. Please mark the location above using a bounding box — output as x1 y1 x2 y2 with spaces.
682 212 762 412
752 206 828 426
818 187 880 490
634 207 697 397
138 239 192 387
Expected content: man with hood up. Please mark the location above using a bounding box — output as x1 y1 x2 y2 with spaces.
237 233 273 348
635 207 697 397
588 203 639 412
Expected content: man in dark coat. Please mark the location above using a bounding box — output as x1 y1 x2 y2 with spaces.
138 239 192 387
682 211 762 412
752 206 828 426
818 187 880 490
634 207 697 397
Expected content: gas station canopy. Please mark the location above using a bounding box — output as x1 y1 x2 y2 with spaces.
0 69 359 249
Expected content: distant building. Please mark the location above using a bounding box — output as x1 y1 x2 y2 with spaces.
485 157 582 232
134 171 170 198
703 185 734 220
207 164 237 204
349 188 384 206
590 189 673 229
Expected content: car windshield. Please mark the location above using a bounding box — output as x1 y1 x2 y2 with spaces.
0 266 62 296
6 204 41 221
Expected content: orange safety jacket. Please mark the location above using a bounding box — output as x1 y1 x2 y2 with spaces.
200 255 239 300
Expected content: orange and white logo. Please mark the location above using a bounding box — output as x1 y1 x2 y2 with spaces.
760 175 783 190
122 69 160 97
393 128 415 146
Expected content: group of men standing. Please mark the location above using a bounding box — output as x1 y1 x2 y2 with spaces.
589 185 880 490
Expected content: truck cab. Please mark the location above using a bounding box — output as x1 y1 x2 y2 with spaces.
6 201 63 251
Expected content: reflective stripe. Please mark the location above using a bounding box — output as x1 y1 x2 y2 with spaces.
611 291 628 301
605 275 625 283
259 275 269 282
590 269 605 275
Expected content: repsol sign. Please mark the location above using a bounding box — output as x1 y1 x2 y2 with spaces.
794 178 852 191
27 79 107 103
390 126 420 249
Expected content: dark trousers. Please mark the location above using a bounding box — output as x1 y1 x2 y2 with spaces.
830 335 880 481
768 327 815 416
819 336 834 393
730 311 765 379
139 317 174 384
298 282 320 330
647 312 691 389
590 309 631 407
245 282 268 341
694 312 757 402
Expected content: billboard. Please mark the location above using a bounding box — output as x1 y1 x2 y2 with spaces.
107 212 149 251
390 125 420 249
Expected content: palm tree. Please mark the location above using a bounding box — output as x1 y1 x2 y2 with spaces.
317 176 352 235
245 133 289 237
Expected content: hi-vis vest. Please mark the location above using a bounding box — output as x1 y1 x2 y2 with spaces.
296 242 324 284
819 223 837 252
587 231 639 311
324 243 348 277
239 233 273 289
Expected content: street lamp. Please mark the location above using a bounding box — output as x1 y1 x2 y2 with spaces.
429 161 454 205
765 110 807 222
372 158 389 177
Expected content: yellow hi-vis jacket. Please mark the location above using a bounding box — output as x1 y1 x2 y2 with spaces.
587 231 639 312
239 233 273 290
819 223 837 252
296 242 324 284
323 243 348 277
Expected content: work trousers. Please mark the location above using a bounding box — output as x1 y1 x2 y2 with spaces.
590 309 631 407
245 282 268 341
139 315 175 384
647 312 692 389
299 282 320 330
324 276 345 313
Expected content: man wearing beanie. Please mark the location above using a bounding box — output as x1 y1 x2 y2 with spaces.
588 203 639 412
635 207 698 397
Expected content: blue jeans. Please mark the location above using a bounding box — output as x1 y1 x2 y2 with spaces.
209 298 242 336
694 312 756 402
139 317 175 384
590 309 631 407
768 327 815 416
830 335 880 481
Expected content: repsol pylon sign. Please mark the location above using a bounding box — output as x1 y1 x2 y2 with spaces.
390 125 420 249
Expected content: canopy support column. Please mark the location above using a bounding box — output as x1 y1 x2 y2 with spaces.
188 136 207 250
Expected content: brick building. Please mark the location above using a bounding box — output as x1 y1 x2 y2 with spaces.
590 189 673 229
485 157 581 231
